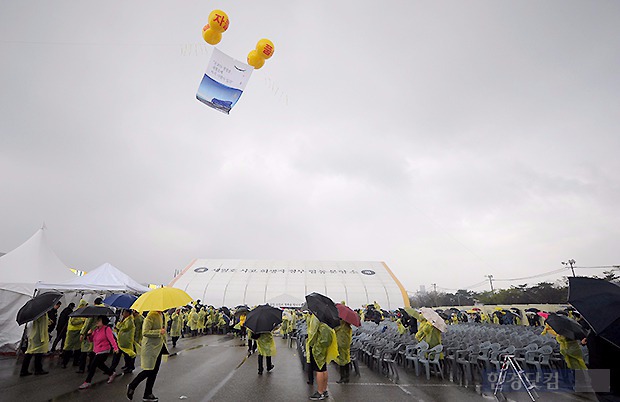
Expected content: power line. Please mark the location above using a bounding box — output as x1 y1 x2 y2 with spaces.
493 267 567 282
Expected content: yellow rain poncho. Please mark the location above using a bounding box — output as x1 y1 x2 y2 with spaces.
188 308 199 331
140 311 168 370
116 315 136 358
396 319 406 335
233 314 246 331
64 300 87 351
256 332 276 357
171 312 182 337
26 314 49 354
417 319 442 355
557 335 587 369
415 320 429 342
198 309 206 331
335 321 352 365
133 313 144 348
306 315 339 370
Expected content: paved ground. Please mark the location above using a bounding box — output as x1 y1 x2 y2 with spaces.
0 335 599 402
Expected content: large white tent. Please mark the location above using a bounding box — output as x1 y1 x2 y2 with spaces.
170 260 410 309
38 262 150 293
0 227 75 352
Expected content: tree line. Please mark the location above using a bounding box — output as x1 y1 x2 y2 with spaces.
409 270 619 307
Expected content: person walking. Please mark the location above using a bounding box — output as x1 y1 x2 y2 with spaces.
61 300 87 368
133 310 144 352
110 309 136 374
307 314 338 400
52 302 74 352
127 310 169 402
188 307 198 337
78 316 119 389
335 319 352 384
170 309 182 348
47 302 61 341
78 298 104 373
20 313 50 376
256 331 275 375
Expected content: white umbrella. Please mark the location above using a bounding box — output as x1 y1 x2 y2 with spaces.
420 307 448 332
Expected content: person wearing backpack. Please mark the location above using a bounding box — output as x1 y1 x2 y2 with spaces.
78 316 119 389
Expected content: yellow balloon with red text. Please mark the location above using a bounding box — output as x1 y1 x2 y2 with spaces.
208 10 229 33
255 39 275 60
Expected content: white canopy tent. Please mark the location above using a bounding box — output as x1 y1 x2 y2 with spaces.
38 262 150 294
170 259 410 310
0 227 75 352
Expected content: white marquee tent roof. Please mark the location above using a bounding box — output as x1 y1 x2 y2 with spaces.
0 226 74 352
0 226 74 296
38 262 150 293
170 259 410 310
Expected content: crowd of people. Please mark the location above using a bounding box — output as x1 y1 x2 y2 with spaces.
16 297 619 401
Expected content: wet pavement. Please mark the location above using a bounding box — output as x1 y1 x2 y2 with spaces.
0 335 598 402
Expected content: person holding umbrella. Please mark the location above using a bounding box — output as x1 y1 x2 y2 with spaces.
307 314 339 400
78 297 105 373
20 312 50 376
127 310 168 401
542 314 587 370
78 316 119 389
256 331 276 375
335 319 352 384
61 300 87 368
127 287 191 401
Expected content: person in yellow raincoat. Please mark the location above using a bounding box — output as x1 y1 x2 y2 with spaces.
133 310 144 350
20 313 50 376
78 297 104 373
188 307 199 337
197 307 206 335
307 314 339 400
61 299 87 368
127 310 168 402
542 324 587 370
255 331 276 374
110 309 136 374
335 320 352 384
415 318 429 342
170 308 182 347
416 318 443 357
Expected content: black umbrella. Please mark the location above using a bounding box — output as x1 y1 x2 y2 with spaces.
220 307 231 317
244 304 282 334
16 292 63 325
70 305 115 317
305 292 340 328
568 276 620 348
525 307 540 313
510 307 522 315
546 313 586 341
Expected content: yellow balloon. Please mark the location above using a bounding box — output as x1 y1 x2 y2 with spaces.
256 39 275 60
202 28 221 45
247 50 264 69
208 9 229 33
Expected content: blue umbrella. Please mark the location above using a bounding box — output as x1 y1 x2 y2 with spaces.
103 293 138 309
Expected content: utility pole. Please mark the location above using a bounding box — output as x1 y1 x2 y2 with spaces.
485 275 494 292
562 259 576 277
431 283 437 307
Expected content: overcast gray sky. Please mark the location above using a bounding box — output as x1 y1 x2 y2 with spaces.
1 1 619 294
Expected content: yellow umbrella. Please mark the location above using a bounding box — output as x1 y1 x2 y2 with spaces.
131 287 193 312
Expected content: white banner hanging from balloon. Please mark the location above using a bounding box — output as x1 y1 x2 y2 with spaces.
196 48 253 114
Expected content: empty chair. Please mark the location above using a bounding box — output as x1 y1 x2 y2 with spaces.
380 348 400 381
